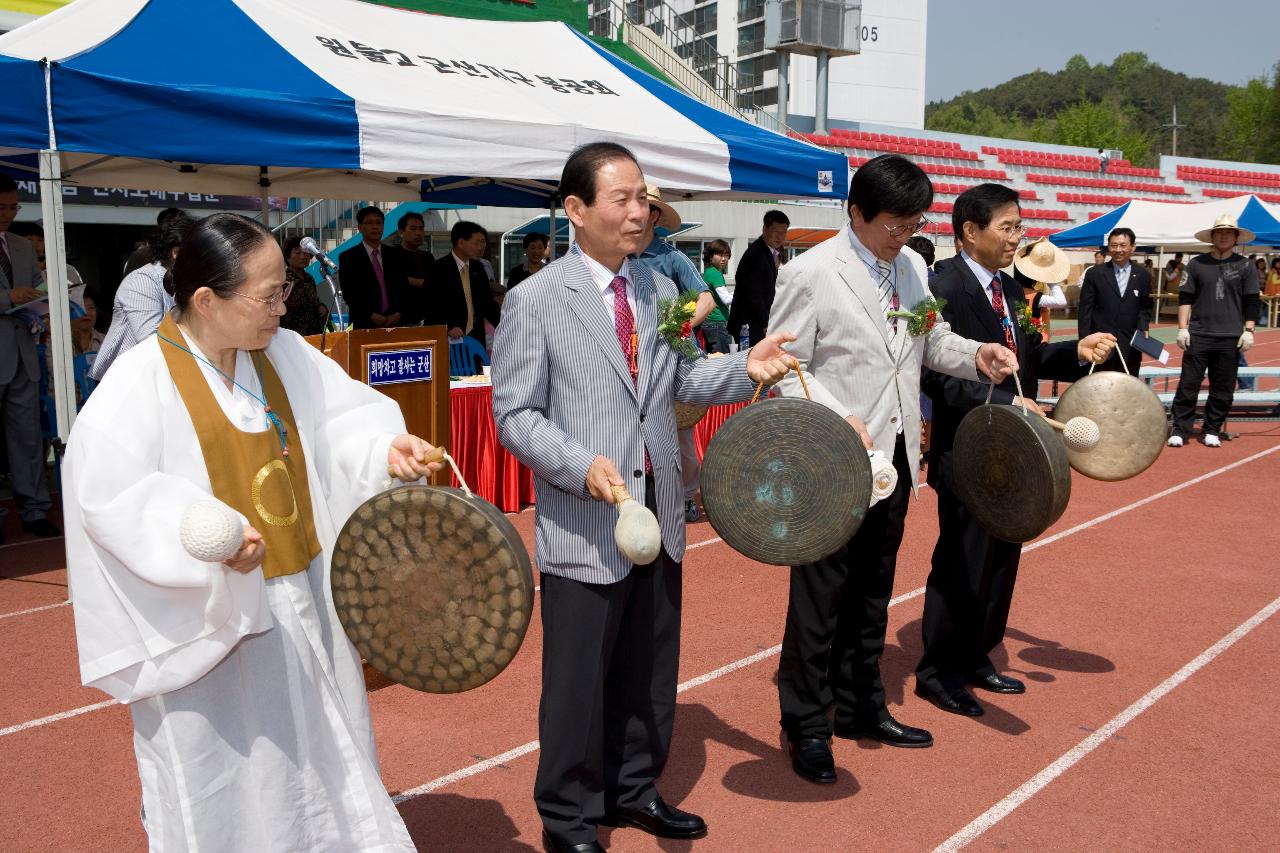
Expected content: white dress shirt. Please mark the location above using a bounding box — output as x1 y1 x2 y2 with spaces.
1113 261 1131 297
961 251 1010 319
577 244 637 317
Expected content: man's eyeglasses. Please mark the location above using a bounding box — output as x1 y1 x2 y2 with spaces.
990 223 1028 238
882 218 931 238
0 204 21 214
231 282 293 307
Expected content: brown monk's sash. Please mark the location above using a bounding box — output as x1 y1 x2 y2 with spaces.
158 314 321 579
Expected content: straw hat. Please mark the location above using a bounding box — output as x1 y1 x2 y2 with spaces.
1194 213 1254 245
645 183 681 231
1013 237 1071 284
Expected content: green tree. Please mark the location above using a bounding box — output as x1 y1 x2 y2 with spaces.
1053 96 1153 164
1218 76 1272 162
1257 62 1280 164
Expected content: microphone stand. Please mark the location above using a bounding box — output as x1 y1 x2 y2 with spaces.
314 256 349 332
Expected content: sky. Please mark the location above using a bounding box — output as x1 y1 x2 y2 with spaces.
925 0 1278 104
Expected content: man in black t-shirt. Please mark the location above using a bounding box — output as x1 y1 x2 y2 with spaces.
1168 215 1260 448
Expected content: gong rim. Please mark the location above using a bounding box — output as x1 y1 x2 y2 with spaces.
701 397 873 565
331 486 534 694
1055 372 1166 482
952 404 1071 543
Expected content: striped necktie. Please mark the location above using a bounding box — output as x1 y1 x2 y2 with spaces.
0 237 12 285
876 260 899 335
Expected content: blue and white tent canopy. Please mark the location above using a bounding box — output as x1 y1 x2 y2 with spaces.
0 0 846 203
1052 195 1280 250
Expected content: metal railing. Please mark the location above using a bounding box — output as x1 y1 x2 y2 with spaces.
271 198 367 250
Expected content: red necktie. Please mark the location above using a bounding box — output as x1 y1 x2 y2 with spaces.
990 275 1017 355
370 247 389 313
611 275 650 474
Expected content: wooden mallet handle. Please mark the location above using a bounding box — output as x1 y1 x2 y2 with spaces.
611 484 632 505
421 445 447 464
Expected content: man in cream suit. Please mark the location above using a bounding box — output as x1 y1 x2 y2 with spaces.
491 143 794 853
768 155 1018 783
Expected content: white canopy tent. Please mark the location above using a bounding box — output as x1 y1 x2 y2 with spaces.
0 0 848 441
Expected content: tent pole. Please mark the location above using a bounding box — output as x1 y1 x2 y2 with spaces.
39 148 76 443
548 197 557 261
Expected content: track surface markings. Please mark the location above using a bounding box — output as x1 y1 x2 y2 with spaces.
387 443 1278 805
934 593 1280 852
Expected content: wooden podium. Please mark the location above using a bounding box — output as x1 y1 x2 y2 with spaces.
305 325 451 487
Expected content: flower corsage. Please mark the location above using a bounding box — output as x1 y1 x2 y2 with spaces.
887 295 946 337
657 291 703 359
1013 300 1043 336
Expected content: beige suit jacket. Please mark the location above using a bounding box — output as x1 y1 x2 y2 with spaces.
768 227 980 488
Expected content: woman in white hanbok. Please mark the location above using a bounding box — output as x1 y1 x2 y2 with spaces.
64 214 440 852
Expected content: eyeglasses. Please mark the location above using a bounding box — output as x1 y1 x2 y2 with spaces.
0 204 20 214
231 282 293 307
990 223 1028 238
882 218 931 238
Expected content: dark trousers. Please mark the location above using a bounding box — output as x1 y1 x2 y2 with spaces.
0 364 51 524
534 480 681 845
700 320 732 354
915 478 1021 692
778 436 910 741
1171 336 1239 437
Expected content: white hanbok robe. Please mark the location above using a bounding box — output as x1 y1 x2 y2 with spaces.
63 327 415 853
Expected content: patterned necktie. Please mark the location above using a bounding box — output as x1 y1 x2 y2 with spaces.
370 247 388 313
990 275 1017 354
611 275 651 474
610 275 637 385
0 237 12 285
876 260 899 335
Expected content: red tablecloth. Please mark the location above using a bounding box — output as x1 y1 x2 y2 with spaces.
449 386 745 512
449 385 535 513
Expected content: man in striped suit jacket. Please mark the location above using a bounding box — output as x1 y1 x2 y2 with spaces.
767 155 1019 784
492 143 794 853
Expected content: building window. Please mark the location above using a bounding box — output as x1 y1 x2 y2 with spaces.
737 0 765 21
737 21 765 55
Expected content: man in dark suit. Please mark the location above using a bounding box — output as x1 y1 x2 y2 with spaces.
727 209 789 346
491 143 794 853
1078 226 1152 373
393 210 433 326
428 221 500 346
0 174 59 541
916 184 1114 718
338 206 410 329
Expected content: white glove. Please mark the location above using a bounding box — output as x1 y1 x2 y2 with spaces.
1176 328 1191 350
1238 329 1254 352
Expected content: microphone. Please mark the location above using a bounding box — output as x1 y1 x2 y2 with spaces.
299 236 337 270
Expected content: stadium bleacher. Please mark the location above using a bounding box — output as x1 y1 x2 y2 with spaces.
806 126 1279 241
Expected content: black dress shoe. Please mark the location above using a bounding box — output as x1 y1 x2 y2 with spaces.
20 518 61 538
610 796 707 840
915 682 984 717
835 716 934 748
967 671 1026 694
541 829 605 853
790 737 836 783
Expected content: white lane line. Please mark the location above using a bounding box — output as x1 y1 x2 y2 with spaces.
391 447 1279 804
934 593 1280 853
0 699 118 738
7 443 1278 764
0 600 69 621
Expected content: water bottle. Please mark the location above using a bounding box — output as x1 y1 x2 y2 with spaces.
738 324 751 352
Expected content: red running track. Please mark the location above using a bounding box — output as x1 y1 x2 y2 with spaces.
1 336 1277 851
